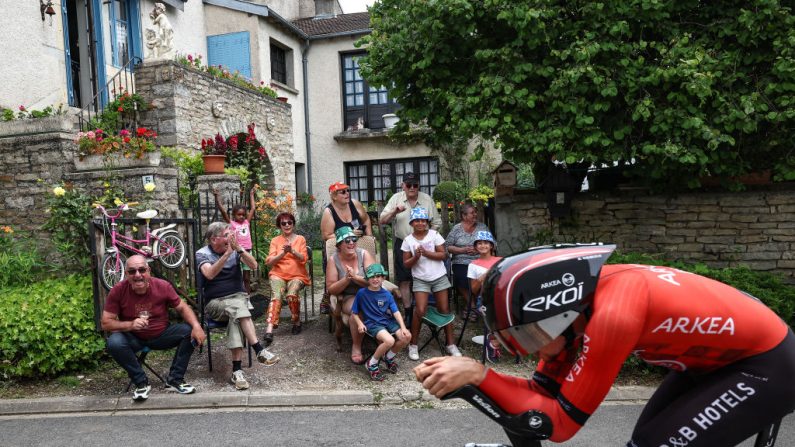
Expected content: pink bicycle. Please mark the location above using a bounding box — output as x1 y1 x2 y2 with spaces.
94 202 187 290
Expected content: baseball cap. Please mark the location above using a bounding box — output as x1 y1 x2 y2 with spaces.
365 263 388 278
329 182 349 193
335 226 356 244
402 172 419 184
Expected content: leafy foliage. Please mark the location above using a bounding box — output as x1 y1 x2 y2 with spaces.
225 124 270 188
608 251 795 326
0 227 45 288
432 180 468 203
42 184 93 270
175 53 278 98
161 146 203 205
0 275 105 379
1 104 65 121
87 90 149 135
361 1 795 190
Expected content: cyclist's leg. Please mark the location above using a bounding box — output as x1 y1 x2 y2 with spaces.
629 331 795 447
633 370 697 433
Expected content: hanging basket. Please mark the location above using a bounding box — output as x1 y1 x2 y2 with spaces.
202 154 226 174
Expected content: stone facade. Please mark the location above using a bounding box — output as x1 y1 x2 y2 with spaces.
135 60 294 194
494 185 795 282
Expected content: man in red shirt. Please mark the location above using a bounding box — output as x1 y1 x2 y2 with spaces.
415 244 795 446
102 255 205 401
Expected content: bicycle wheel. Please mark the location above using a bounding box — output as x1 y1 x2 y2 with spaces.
154 231 187 269
100 251 127 290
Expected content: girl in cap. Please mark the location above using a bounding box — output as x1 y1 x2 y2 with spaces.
402 207 462 361
467 230 502 363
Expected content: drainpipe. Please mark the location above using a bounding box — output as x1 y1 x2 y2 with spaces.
302 38 312 194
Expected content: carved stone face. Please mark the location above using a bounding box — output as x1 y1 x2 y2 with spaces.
212 102 224 118
266 115 276 131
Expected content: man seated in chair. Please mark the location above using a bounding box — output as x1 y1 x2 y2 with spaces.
101 255 206 402
197 222 280 391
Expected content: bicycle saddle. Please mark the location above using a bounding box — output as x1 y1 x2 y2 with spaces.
137 209 158 219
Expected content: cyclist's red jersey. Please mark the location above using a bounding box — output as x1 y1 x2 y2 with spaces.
478 264 789 442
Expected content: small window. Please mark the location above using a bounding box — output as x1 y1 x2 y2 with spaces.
110 0 130 67
341 52 398 130
207 32 252 79
345 157 439 204
271 45 287 84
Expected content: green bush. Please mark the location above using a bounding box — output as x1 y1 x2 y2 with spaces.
432 180 467 203
42 184 93 271
608 252 795 326
0 227 45 288
0 275 105 379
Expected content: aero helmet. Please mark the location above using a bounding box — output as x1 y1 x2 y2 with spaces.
482 243 615 356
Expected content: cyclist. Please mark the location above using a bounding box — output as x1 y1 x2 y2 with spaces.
414 244 795 446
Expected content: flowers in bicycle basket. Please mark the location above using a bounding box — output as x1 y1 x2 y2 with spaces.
75 127 158 160
201 133 233 156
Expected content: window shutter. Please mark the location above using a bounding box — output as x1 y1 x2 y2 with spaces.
207 32 252 79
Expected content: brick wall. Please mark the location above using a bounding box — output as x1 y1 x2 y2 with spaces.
494 185 795 282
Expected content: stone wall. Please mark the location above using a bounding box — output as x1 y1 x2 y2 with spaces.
135 60 295 195
494 185 795 282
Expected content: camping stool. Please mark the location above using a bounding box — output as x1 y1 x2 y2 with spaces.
418 307 455 354
124 346 166 392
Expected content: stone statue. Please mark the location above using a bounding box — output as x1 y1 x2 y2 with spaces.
145 3 174 60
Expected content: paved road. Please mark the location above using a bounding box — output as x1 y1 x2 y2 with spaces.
0 404 791 446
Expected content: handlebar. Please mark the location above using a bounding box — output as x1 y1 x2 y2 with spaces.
442 386 550 447
93 201 140 218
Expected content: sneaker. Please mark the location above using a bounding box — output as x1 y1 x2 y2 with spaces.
230 370 249 390
165 379 196 394
132 381 151 401
446 344 463 357
257 348 280 366
291 324 302 335
408 344 419 361
367 362 385 381
262 332 274 348
382 356 398 374
486 341 502 364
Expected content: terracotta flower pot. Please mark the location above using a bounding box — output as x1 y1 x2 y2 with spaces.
277 97 288 103
202 154 226 174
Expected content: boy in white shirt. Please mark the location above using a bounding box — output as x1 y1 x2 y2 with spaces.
401 207 462 360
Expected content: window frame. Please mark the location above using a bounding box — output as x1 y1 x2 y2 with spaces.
344 157 440 204
270 43 287 85
340 51 398 131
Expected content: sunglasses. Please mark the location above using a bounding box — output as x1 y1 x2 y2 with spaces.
126 267 149 275
342 237 358 244
279 221 294 226
336 189 350 195
405 184 419 189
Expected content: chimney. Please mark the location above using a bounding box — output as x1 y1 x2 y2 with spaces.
315 0 335 17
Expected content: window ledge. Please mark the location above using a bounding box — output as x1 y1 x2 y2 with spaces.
334 126 430 142
270 80 298 95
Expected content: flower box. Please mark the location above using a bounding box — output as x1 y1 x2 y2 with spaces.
74 151 161 171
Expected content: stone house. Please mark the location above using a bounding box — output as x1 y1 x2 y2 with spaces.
0 0 439 205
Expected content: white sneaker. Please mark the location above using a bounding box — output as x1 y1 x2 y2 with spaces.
446 344 462 357
131 382 151 402
408 344 419 361
257 349 280 366
230 370 249 390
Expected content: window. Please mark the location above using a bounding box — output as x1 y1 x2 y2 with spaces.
207 32 251 79
341 52 398 130
109 0 130 67
270 44 287 84
345 157 439 203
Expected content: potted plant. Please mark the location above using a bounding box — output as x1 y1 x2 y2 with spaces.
382 113 399 129
200 133 231 174
74 127 160 171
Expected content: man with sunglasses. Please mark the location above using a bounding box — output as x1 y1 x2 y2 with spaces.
102 255 206 401
379 172 440 321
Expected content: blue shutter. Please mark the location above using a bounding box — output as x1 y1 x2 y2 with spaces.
207 32 252 80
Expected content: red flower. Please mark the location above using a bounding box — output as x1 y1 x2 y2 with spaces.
18 105 26 111
228 135 238 150
123 137 130 143
187 54 193 62
118 106 124 112
258 147 265 158
136 127 147 137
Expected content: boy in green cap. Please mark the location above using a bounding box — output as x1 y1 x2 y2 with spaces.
350 263 411 381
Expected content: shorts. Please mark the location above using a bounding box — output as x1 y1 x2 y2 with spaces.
393 237 412 282
241 248 258 271
204 292 252 349
367 320 400 339
412 274 451 294
452 263 470 289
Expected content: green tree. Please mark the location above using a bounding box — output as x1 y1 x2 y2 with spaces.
360 0 795 189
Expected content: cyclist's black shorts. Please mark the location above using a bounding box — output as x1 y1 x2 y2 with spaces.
627 329 795 447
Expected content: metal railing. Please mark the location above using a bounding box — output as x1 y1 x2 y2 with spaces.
78 56 142 132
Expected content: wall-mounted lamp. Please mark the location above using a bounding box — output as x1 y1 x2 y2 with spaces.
40 0 56 25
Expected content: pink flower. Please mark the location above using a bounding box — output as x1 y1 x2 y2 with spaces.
87 131 95 139
187 54 193 62
119 129 130 137
18 105 26 111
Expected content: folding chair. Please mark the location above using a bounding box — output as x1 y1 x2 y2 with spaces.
197 264 252 372
418 304 455 354
302 246 314 323
124 346 166 392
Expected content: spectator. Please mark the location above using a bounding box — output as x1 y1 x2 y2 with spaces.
320 182 372 241
213 187 257 294
263 212 309 346
402 207 461 361
467 230 502 363
350 263 411 381
379 172 440 319
101 255 206 402
196 222 279 391
445 203 489 321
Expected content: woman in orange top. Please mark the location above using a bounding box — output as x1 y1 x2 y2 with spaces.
263 212 309 346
